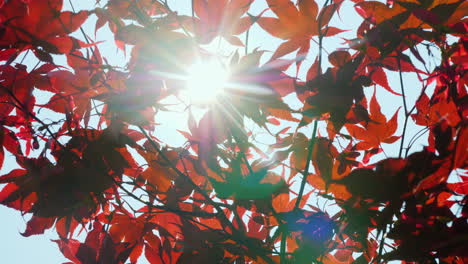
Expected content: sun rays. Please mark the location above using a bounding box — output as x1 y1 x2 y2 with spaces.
184 58 230 103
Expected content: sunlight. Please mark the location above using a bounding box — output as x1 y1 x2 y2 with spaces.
184 58 230 103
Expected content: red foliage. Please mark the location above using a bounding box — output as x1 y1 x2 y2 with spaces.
0 0 466 263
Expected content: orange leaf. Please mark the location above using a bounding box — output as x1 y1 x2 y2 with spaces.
142 167 172 192
267 0 299 25
298 0 318 19
317 3 337 26
271 39 302 60
259 0 321 43
192 0 252 44
345 89 400 150
272 192 290 213
370 67 402 96
307 173 326 190
257 17 292 40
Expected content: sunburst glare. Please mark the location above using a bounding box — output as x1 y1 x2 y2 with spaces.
184 58 230 103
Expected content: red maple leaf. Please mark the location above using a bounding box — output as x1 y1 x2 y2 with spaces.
0 0 89 54
257 0 340 60
345 89 400 150
190 0 253 45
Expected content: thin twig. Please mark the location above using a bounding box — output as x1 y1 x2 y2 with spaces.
138 125 275 263
397 56 409 158
0 83 64 147
294 120 318 209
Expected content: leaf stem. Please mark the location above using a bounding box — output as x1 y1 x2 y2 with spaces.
245 29 250 55
376 227 387 263
397 56 408 158
317 0 332 75
0 83 64 148
280 120 318 263
232 131 254 175
138 126 224 213
191 0 195 18
279 226 288 264
138 126 275 264
114 178 217 217
294 119 318 209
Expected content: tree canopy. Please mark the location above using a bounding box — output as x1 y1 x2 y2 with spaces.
0 0 466 263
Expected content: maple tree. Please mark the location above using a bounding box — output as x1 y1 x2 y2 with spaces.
0 0 466 263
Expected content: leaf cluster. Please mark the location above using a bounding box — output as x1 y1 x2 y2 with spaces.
0 0 466 263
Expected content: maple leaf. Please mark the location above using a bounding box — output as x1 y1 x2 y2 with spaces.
230 50 297 97
55 222 133 264
99 211 161 263
333 158 408 202
411 93 461 127
356 0 468 29
0 0 466 262
345 89 400 150
1 127 134 221
178 109 229 165
134 145 178 193
257 0 340 60
96 0 167 30
301 54 366 132
0 0 89 54
211 165 286 200
384 200 462 262
189 0 253 45
0 125 21 168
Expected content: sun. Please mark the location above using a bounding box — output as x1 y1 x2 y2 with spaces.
184 58 230 103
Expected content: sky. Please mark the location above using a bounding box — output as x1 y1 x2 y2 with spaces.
0 0 431 263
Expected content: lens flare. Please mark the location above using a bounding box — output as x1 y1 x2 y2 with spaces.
184 59 229 103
